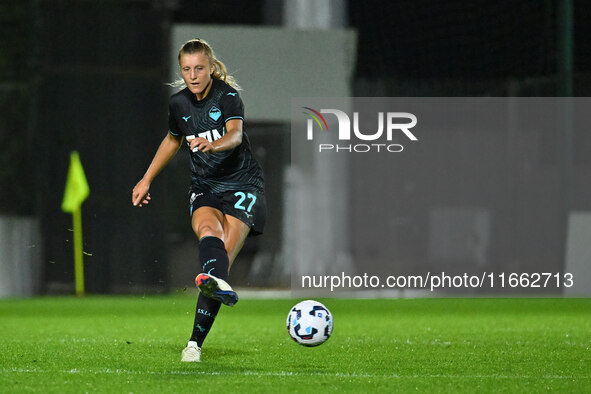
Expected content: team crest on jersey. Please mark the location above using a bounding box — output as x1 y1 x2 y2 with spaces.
209 106 221 121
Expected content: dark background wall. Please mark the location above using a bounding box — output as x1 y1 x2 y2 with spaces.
36 1 171 293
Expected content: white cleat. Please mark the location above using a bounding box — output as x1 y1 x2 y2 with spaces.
181 341 201 362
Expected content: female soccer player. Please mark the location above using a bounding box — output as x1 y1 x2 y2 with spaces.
132 38 266 362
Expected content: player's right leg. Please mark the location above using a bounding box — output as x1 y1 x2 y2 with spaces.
191 207 237 305
182 206 233 361
195 270 238 306
192 213 251 309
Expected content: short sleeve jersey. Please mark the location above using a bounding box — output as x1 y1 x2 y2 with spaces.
168 79 264 194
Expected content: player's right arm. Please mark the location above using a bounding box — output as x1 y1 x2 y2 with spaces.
132 132 183 207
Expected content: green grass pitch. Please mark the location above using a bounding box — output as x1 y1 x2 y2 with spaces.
0 296 589 393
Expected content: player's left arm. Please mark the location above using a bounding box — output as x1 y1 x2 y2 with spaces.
189 119 243 153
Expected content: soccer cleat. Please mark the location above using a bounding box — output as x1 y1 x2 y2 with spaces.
181 341 201 362
195 273 239 307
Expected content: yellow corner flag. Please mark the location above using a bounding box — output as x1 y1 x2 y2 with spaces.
62 151 90 213
62 151 90 296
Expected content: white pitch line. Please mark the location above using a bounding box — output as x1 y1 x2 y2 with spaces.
2 368 588 380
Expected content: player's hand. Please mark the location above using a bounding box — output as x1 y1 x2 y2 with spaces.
132 179 151 207
187 136 216 153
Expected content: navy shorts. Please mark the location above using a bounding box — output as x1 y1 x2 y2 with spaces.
189 187 266 236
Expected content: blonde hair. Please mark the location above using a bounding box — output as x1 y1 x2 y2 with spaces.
169 38 241 91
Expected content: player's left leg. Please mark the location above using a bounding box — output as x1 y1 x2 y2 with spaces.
222 214 251 267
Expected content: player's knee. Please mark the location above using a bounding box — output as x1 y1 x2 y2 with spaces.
194 223 224 240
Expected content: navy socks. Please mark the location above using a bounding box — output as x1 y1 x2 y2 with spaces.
190 236 230 347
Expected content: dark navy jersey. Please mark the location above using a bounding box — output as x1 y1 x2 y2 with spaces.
168 79 264 194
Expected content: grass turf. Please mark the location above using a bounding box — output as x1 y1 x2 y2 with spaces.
0 296 589 393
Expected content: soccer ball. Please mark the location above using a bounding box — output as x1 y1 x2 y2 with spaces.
286 300 333 347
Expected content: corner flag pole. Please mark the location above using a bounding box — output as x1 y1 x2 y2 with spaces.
72 205 85 296
61 151 90 297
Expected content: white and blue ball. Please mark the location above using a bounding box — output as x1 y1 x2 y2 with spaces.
286 300 333 347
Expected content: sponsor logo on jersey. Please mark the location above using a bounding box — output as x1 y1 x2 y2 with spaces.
182 115 191 122
227 92 237 96
208 106 221 121
198 129 224 143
